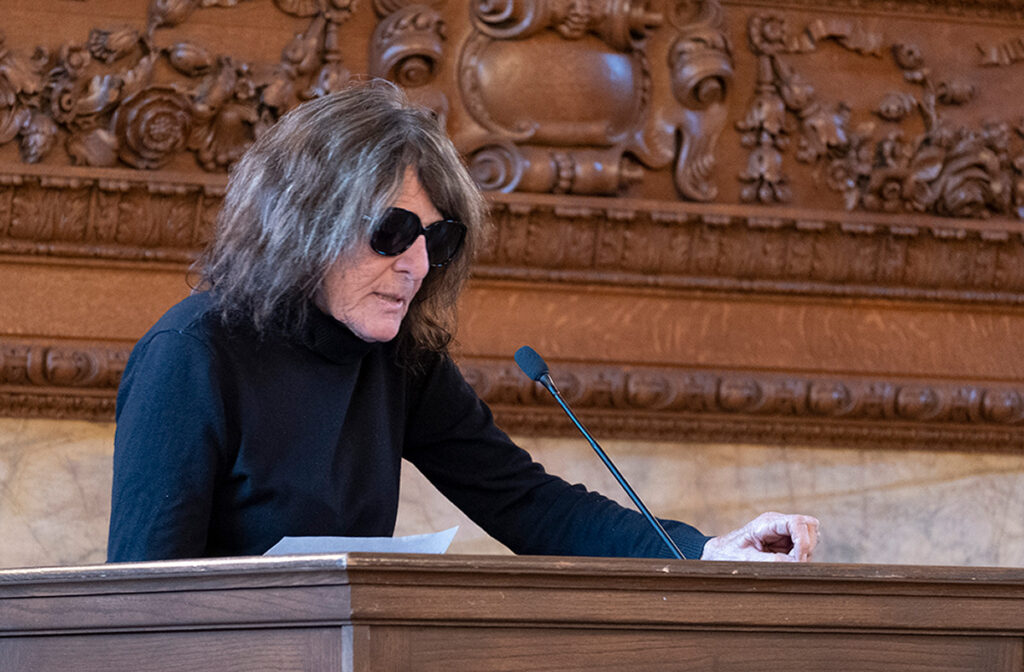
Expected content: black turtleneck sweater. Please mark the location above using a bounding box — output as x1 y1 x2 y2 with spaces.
107 292 710 561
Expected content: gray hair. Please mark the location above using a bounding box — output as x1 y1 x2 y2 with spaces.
196 80 488 354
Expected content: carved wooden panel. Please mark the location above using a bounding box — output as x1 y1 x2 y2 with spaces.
1 0 1023 449
0 1 1021 215
4 336 1023 449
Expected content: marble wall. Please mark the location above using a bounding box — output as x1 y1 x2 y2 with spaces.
1 417 1022 570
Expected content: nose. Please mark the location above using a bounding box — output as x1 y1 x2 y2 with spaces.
393 232 430 279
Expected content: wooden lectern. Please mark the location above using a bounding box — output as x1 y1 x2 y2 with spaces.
2 554 1023 671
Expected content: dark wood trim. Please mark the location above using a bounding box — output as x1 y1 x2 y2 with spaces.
3 338 1021 449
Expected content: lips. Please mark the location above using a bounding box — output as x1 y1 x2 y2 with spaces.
373 292 407 309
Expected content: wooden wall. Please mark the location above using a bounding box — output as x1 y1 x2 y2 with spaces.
3 0 1024 449
1 0 1024 568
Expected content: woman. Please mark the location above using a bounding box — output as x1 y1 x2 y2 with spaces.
108 80 818 562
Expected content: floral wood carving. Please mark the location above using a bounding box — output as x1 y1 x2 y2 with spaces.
0 0 734 201
740 12 1024 220
0 0 359 173
3 339 1021 449
458 0 733 200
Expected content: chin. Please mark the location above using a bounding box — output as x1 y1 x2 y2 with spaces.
355 323 402 343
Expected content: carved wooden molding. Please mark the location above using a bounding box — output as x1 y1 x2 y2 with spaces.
0 339 125 420
752 1 1024 21
0 1 1023 294
0 164 222 263
2 166 1022 303
3 338 1021 449
478 195 1024 304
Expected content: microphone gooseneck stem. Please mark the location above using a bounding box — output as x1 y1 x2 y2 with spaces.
539 373 685 560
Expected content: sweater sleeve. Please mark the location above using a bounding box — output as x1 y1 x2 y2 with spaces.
107 329 230 561
402 355 711 559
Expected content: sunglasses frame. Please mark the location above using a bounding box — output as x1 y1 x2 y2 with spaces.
369 207 467 268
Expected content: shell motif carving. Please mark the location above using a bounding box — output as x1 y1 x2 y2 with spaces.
274 0 324 17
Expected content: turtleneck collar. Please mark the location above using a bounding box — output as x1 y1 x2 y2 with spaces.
301 304 379 364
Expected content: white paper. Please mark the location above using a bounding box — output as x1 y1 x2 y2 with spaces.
263 526 458 556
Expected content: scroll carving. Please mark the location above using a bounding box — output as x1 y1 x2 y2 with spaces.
458 0 733 199
370 1 449 121
740 11 1024 220
4 338 1021 448
665 0 733 201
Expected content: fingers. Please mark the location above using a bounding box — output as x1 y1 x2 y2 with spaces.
741 512 821 562
700 512 822 562
787 515 820 561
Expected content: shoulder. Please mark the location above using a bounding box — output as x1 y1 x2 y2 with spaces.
121 293 238 390
144 292 218 340
131 292 249 362
117 294 249 421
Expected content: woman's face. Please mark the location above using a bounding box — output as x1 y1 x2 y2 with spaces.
318 167 438 342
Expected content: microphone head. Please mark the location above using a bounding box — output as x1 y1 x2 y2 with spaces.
514 346 549 382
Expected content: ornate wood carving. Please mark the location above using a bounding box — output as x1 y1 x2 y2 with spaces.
0 340 125 419
738 10 1024 221
479 196 1024 303
3 168 1021 303
457 0 732 201
0 165 222 262
0 3 1020 299
0 0 735 204
3 1 1024 451
0 0 1020 217
2 338 1021 449
0 0 361 173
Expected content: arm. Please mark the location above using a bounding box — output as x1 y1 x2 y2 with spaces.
402 354 711 559
107 330 229 561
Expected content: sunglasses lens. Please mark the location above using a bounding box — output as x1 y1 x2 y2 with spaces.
369 208 466 267
424 221 467 267
370 208 420 256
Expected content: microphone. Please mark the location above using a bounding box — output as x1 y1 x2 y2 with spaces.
514 346 685 560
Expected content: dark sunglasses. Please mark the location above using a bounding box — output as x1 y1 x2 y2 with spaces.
369 207 467 268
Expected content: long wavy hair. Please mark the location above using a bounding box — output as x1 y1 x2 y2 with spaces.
196 80 488 354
